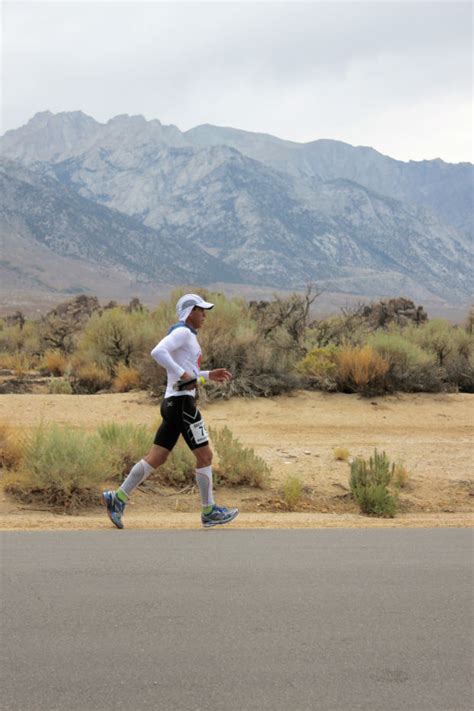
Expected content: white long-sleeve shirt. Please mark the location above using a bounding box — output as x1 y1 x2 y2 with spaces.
150 323 210 398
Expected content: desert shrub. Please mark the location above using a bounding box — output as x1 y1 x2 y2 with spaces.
334 447 350 461
48 379 73 394
0 321 41 357
76 307 151 374
4 425 108 511
250 285 320 355
0 423 23 470
283 475 303 511
156 442 196 487
411 319 454 368
211 425 271 487
40 349 68 376
336 346 390 395
367 332 442 392
112 364 141 392
98 422 152 479
71 363 112 393
349 450 398 517
297 345 339 390
408 320 474 391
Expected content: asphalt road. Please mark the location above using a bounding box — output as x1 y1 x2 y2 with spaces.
1 530 472 711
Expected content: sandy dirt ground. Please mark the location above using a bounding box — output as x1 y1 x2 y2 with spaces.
0 391 472 529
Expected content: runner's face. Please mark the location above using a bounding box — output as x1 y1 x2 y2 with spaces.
187 306 206 330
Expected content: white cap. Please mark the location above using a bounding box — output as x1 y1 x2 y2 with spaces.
176 293 214 322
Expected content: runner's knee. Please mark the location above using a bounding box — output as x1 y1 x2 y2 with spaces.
194 447 213 467
145 446 170 468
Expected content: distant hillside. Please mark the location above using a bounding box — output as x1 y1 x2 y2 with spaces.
0 111 472 306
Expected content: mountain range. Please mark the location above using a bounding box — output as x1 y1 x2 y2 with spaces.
0 110 472 310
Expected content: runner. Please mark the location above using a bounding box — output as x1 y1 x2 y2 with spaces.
102 293 239 529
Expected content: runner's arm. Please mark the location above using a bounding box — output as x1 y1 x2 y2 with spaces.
150 329 189 379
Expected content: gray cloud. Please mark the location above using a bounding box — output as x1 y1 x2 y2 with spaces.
2 1 472 162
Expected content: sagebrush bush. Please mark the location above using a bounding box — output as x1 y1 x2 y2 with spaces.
349 450 398 517
0 423 23 470
71 363 112 393
211 425 270 487
0 321 41 358
48 379 73 394
283 475 303 511
336 346 390 395
4 425 109 511
76 307 152 374
297 346 339 391
98 422 152 479
112 364 141 392
367 332 442 392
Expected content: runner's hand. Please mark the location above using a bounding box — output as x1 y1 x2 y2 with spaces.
179 371 198 390
209 368 233 382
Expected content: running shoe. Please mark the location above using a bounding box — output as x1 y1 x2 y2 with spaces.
101 490 126 529
201 504 239 528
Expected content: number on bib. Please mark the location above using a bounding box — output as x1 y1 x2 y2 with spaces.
190 420 208 445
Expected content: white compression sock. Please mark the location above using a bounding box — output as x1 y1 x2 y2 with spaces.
120 459 154 498
195 466 215 508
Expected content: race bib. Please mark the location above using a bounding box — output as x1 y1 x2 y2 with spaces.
190 419 209 445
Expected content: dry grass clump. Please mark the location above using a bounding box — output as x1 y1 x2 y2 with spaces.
393 461 410 489
4 424 108 512
0 352 37 376
283 475 303 511
0 423 23 470
98 422 152 479
334 447 350 461
211 425 271 487
72 363 112 393
112 364 141 392
336 346 390 396
40 350 68 376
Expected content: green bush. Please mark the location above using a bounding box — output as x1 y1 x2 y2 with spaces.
283 475 303 510
367 331 442 392
4 425 109 511
297 345 339 390
211 425 271 487
48 379 73 394
98 423 152 479
76 307 152 375
349 450 398 517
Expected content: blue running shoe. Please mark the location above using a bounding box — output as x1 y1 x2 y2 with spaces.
201 504 239 528
101 490 126 529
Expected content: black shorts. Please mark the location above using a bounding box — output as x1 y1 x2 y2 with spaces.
153 395 209 451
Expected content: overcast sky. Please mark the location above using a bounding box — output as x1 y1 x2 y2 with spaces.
2 0 472 163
